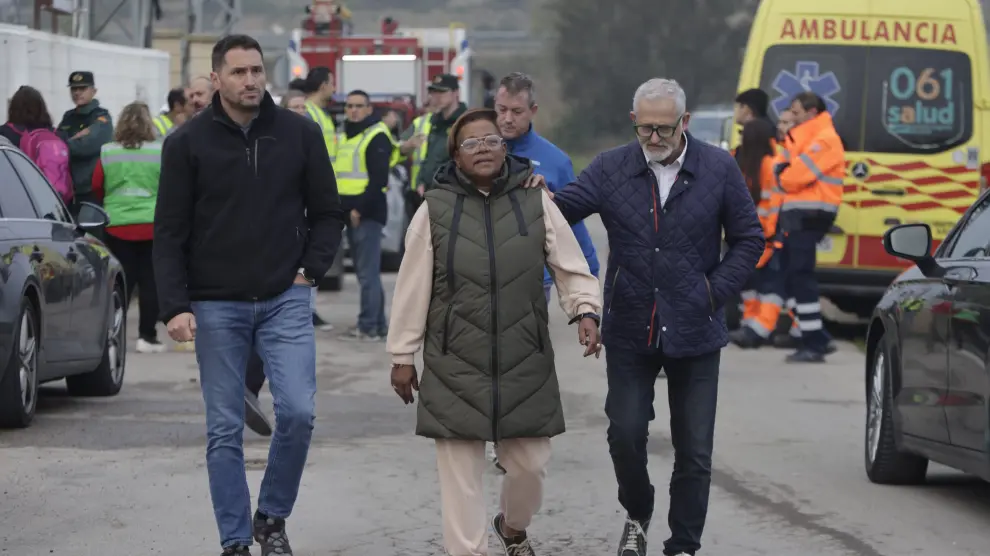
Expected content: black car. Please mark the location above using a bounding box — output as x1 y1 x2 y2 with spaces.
865 190 990 484
0 141 126 429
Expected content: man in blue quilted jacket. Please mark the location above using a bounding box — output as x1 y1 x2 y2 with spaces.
536 78 763 556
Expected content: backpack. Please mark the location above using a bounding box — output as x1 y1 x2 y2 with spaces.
13 126 74 203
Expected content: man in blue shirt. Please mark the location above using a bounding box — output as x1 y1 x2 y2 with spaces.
496 72 600 303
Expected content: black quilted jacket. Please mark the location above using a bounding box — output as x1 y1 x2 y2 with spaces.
553 134 764 357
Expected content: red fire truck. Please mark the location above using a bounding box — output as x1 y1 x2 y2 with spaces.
288 1 472 127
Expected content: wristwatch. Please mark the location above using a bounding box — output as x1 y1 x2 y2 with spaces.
569 312 601 326
297 267 316 286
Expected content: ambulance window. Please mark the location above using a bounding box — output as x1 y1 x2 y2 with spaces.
863 49 973 154
758 45 866 151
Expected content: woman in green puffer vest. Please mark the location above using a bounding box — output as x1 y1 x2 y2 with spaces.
386 108 603 556
95 102 164 354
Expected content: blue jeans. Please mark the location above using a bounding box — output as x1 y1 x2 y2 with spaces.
544 282 551 305
605 347 720 556
347 220 386 335
192 284 317 548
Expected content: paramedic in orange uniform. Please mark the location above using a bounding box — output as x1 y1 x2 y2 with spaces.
730 88 771 327
729 119 782 347
773 92 844 363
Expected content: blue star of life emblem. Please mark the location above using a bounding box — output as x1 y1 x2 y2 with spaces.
771 61 841 117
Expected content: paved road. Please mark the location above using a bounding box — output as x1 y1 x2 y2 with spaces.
1 218 988 556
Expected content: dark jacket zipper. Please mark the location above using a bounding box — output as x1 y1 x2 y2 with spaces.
442 304 453 354
483 196 500 443
704 277 715 313
607 267 621 314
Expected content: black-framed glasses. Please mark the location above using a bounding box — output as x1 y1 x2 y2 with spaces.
634 116 683 139
345 103 368 109
459 134 503 153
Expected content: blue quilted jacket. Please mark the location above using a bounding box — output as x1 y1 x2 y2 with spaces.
553 135 764 357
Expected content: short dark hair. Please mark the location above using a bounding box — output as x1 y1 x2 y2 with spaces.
304 67 332 94
166 88 186 111
346 90 370 103
6 85 53 129
211 34 264 72
447 108 499 158
288 78 307 92
734 88 769 118
792 91 828 114
498 72 536 106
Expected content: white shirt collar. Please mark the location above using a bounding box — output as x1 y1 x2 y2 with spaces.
644 133 688 168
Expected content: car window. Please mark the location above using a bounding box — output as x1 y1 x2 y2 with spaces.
6 150 74 224
863 48 972 155
0 152 39 219
944 195 990 259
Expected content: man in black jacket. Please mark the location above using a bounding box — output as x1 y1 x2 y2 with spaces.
153 35 344 556
336 89 393 341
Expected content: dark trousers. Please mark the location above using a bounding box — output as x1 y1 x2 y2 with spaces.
104 236 158 341
246 352 266 396
605 347 720 556
779 230 830 353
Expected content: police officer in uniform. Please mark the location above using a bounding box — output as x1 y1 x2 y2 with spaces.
57 71 113 210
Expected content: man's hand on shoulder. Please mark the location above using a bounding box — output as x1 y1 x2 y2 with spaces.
522 173 547 190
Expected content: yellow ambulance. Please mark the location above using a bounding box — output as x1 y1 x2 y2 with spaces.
734 0 990 315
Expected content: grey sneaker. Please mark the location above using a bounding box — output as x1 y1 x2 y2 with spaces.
492 513 536 556
338 329 383 342
253 512 292 556
221 545 251 555
617 516 650 555
244 392 273 437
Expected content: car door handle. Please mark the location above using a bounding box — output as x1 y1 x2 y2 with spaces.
872 188 905 196
942 267 977 286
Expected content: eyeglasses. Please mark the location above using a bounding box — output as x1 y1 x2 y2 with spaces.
459 134 503 153
345 103 368 109
633 116 683 139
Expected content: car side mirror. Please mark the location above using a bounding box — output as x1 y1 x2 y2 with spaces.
75 201 110 230
883 223 943 277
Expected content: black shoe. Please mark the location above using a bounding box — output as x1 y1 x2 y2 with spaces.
244 393 273 437
253 512 293 556
221 545 251 555
617 515 650 555
772 333 800 349
312 312 334 331
785 349 826 363
492 513 536 555
729 327 765 349
825 341 838 355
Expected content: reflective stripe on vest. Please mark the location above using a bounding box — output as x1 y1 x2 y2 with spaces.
100 141 163 226
153 115 173 136
306 102 337 159
334 124 390 196
409 114 433 188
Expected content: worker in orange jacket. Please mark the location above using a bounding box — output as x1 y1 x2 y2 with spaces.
730 119 785 346
772 91 845 363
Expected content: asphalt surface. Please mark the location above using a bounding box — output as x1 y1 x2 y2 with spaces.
2 217 988 556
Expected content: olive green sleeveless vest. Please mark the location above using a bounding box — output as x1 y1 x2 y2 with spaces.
416 157 565 441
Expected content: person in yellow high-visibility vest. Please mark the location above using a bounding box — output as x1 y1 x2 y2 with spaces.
396 99 435 216
153 88 188 138
336 90 395 341
302 66 337 159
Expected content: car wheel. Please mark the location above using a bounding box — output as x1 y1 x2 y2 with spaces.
0 298 40 428
66 283 126 397
865 334 928 484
